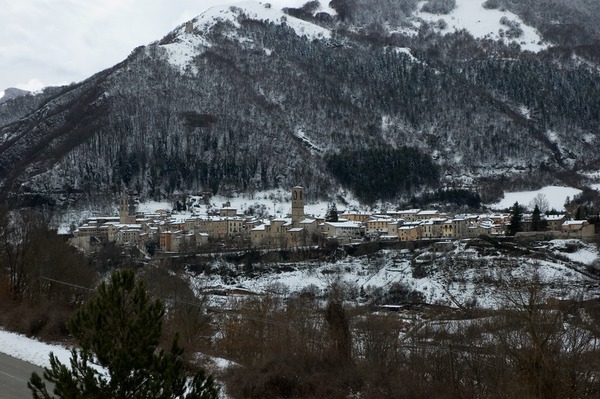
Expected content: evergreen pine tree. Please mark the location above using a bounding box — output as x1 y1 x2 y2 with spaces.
508 201 523 236
575 205 587 220
531 204 542 231
326 202 339 222
28 269 219 399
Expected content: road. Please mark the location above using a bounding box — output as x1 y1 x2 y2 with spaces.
0 352 45 399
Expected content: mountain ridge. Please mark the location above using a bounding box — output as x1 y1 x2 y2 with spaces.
0 0 599 208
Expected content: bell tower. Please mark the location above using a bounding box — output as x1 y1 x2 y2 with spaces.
119 192 129 224
291 186 304 228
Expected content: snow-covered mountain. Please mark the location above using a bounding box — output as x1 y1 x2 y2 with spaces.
0 0 599 208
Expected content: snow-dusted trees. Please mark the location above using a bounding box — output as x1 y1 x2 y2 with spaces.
531 204 547 231
480 0 600 46
420 0 457 14
3 0 600 204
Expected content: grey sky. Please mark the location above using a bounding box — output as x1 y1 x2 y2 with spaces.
0 0 304 93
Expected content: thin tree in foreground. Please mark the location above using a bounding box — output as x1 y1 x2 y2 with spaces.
28 269 219 399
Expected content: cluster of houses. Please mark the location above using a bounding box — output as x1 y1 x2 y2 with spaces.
69 186 596 254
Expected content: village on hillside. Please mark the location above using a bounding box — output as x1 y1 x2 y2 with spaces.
69 186 596 255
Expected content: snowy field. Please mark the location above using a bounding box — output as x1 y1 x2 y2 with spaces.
411 0 548 52
490 185 583 211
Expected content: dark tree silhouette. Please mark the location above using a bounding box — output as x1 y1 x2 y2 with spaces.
28 269 219 399
326 202 339 222
508 201 524 236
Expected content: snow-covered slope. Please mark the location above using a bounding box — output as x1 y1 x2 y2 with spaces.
491 186 582 211
159 2 331 75
191 238 600 311
195 2 331 40
412 0 548 52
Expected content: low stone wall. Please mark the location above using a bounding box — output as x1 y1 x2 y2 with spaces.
515 230 594 241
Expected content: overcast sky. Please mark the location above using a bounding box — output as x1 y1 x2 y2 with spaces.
0 0 304 94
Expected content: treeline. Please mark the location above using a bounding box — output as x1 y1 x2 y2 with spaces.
0 209 218 363
326 147 439 203
483 0 600 45
214 276 600 398
323 0 600 47
328 0 420 25
0 207 97 340
407 188 482 209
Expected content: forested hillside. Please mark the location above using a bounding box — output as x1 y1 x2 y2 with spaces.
0 0 599 208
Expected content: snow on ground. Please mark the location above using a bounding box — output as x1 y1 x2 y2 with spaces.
548 239 599 265
3 237 598 370
158 1 332 74
195 1 331 40
490 185 581 211
413 0 548 52
0 329 71 368
193 239 600 311
137 200 172 214
159 30 211 75
294 128 324 154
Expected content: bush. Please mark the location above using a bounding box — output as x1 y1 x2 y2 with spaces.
500 16 523 38
407 290 426 304
421 0 456 14
1 301 71 342
482 0 500 9
412 261 431 278
563 241 582 253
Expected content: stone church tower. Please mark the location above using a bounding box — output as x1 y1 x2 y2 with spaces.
119 192 136 224
291 186 304 228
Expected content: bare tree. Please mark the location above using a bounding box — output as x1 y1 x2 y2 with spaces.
529 193 550 213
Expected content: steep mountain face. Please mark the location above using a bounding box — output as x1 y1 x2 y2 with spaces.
0 0 599 207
